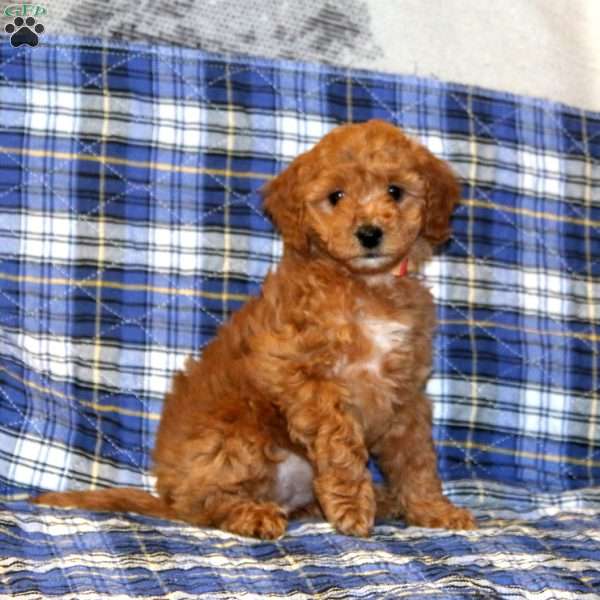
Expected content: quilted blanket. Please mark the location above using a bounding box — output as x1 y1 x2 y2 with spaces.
0 36 599 599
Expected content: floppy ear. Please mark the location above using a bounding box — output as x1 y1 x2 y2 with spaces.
261 160 309 255
417 148 461 246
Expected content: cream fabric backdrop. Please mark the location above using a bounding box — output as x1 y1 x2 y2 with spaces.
15 1 600 108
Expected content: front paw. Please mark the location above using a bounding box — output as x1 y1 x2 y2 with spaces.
405 499 476 530
315 472 376 537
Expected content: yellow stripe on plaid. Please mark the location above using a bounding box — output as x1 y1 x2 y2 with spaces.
0 271 251 302
463 198 600 228
89 50 111 491
437 439 600 468
441 319 600 343
0 364 161 419
0 145 271 181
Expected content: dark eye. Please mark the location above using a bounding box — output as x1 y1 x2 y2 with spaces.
387 185 405 202
328 190 344 206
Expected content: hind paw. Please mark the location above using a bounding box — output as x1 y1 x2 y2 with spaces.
222 501 288 540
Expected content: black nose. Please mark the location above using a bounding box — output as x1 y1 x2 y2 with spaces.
355 224 383 249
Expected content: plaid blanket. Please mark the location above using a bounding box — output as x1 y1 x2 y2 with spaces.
1 36 599 598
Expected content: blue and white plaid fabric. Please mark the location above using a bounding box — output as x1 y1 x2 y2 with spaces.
0 36 599 598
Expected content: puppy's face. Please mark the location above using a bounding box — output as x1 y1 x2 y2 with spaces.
263 120 460 274
293 137 428 274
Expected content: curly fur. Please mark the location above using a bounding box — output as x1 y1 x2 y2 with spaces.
33 120 476 538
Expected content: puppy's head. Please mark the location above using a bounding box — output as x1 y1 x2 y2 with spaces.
263 120 460 274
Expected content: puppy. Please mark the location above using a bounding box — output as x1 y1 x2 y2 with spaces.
34 120 475 538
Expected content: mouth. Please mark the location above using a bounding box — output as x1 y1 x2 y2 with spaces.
351 249 391 260
349 253 395 269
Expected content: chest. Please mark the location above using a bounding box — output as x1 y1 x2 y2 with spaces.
354 317 410 376
335 295 433 439
342 280 435 384
332 309 418 391
333 314 412 442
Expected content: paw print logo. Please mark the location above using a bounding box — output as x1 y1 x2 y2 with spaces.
5 16 44 47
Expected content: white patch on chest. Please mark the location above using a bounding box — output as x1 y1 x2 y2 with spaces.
273 451 314 514
358 318 409 376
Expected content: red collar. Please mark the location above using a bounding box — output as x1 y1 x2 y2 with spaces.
393 257 409 278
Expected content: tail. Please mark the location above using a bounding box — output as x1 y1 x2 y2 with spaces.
31 488 177 520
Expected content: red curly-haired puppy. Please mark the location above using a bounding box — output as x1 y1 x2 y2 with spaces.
34 120 475 538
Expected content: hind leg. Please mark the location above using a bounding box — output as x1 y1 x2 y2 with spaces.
156 425 289 539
